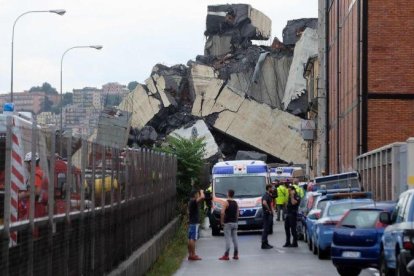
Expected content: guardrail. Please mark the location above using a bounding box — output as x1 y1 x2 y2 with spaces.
0 116 177 275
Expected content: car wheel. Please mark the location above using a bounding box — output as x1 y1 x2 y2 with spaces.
317 245 327 260
397 253 409 276
304 228 308 243
380 250 394 276
312 238 317 255
336 267 361 276
211 225 220 236
308 236 312 251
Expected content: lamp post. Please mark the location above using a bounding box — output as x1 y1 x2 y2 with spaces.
11 9 66 102
59 45 103 155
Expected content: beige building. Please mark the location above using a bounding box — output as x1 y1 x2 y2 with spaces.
37 112 59 126
73 87 103 109
102 82 129 95
63 104 100 136
0 91 60 114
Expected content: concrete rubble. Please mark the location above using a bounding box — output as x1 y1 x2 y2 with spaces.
283 28 318 114
118 4 318 164
118 84 161 129
235 150 267 162
204 4 271 57
282 18 318 46
170 120 219 159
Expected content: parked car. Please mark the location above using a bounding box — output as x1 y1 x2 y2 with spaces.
297 191 318 241
306 192 372 252
312 198 374 259
331 202 396 276
380 189 414 276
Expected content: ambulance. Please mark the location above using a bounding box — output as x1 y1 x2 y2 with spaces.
269 166 305 182
210 160 270 236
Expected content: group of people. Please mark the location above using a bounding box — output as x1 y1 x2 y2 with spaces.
262 180 303 249
187 179 304 261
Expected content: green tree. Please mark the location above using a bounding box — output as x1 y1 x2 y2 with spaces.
40 96 54 113
160 135 206 205
127 81 138 91
62 93 73 106
29 82 58 94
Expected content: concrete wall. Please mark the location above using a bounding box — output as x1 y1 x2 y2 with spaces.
109 217 180 276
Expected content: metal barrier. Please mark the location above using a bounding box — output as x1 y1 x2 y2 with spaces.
0 116 177 275
356 142 406 201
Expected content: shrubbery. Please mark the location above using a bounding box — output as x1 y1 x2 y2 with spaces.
159 135 206 208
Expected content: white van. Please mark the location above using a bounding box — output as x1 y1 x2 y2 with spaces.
210 160 270 236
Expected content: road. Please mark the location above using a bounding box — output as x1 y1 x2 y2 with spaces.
175 219 379 276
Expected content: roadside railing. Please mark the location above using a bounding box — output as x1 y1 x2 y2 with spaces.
0 116 177 275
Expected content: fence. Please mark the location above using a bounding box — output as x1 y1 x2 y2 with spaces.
356 141 408 201
0 115 177 275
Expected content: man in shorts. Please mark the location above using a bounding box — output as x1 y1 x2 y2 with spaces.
188 189 204 261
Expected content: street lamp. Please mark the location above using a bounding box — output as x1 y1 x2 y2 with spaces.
10 9 66 102
59 45 103 155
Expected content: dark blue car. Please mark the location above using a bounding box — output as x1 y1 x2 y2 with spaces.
306 192 372 253
331 202 396 276
312 198 374 260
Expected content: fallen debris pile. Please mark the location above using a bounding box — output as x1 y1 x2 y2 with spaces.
118 4 318 164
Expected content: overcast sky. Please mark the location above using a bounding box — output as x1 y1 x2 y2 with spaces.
0 0 317 94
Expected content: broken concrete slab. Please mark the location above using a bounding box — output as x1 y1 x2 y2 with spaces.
118 84 161 129
149 64 190 104
191 76 307 163
282 18 318 45
235 150 267 162
188 63 218 101
226 52 292 109
283 28 318 114
96 107 132 148
145 76 178 108
204 35 233 57
170 120 219 159
206 4 271 40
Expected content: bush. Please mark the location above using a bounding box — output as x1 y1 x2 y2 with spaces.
160 135 206 207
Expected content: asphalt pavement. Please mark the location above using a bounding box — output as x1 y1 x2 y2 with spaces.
174 219 379 276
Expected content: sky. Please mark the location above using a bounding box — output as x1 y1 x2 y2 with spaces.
0 0 317 94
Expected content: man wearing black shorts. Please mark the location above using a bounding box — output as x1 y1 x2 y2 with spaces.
188 189 204 260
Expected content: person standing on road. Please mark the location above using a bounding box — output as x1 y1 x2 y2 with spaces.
292 179 304 199
261 184 274 249
283 185 300 247
188 189 205 261
204 184 213 227
219 189 239 260
276 181 288 221
269 181 278 234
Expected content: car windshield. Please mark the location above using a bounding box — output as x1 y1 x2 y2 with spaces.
214 176 266 198
327 202 371 217
340 210 381 228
